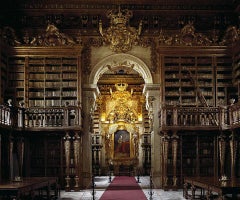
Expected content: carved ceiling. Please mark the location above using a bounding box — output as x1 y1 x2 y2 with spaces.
1 0 239 36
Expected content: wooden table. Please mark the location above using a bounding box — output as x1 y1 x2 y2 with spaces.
183 177 240 200
0 177 59 200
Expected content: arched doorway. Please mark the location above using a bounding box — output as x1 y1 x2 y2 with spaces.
88 53 154 176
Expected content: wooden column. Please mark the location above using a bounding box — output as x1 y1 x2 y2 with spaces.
162 131 170 189
9 136 14 181
73 131 81 191
171 131 179 189
16 138 24 178
0 134 1 182
218 133 226 176
63 132 71 191
229 131 238 179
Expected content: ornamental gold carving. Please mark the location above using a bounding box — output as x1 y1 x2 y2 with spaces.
220 26 240 45
159 22 212 46
99 6 142 53
30 23 76 46
106 82 139 123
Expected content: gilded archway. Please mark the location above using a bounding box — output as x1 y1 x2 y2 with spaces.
89 53 153 174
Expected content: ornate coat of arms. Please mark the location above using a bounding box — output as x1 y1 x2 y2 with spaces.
99 6 142 53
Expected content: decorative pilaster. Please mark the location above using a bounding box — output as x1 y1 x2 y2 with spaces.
63 132 71 191
73 131 81 191
229 131 238 179
9 137 14 181
82 84 100 187
143 83 161 187
218 133 226 176
171 131 179 189
162 132 170 189
16 138 24 178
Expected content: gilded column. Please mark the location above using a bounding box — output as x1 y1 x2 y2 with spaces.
229 131 237 179
63 132 71 191
218 134 226 176
73 131 81 191
162 132 170 188
171 131 179 189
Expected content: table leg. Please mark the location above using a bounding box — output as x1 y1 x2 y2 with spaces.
206 189 215 200
183 182 188 198
191 185 196 199
47 183 50 199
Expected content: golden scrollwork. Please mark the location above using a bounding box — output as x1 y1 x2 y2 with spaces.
99 6 142 53
159 22 213 46
30 23 76 46
220 26 240 45
107 82 138 123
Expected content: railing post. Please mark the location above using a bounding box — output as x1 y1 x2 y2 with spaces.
228 106 233 127
64 102 70 126
162 106 166 126
7 99 17 127
173 106 178 126
18 102 25 128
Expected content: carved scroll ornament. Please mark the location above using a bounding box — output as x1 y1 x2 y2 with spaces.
30 23 76 46
159 22 213 46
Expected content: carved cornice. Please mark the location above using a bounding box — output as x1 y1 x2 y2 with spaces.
12 2 234 11
2 1 236 33
2 21 239 76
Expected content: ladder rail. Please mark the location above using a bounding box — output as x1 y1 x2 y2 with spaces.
183 67 219 126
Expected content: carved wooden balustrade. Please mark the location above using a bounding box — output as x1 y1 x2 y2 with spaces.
0 105 11 126
159 105 231 131
229 103 240 128
2 103 240 131
0 104 82 130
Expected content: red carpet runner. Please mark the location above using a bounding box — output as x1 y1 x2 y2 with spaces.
100 176 147 200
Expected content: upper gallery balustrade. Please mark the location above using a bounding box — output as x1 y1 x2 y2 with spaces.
1 101 240 131
0 102 82 131
159 104 240 131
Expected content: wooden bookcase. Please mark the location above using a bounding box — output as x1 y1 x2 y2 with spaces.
164 56 181 105
196 56 214 106
178 133 216 185
28 135 64 185
5 49 80 108
0 51 7 104
6 57 25 104
28 57 45 107
163 55 233 107
232 43 240 98
215 56 234 105
27 56 78 107
198 135 215 177
29 136 46 176
181 135 197 177
237 140 240 178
